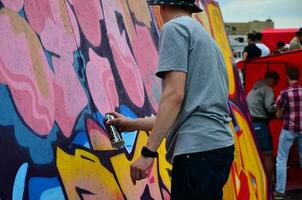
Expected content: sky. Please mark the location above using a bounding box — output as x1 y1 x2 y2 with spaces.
218 0 302 29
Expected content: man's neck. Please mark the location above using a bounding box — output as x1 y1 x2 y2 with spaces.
166 10 191 22
289 80 298 86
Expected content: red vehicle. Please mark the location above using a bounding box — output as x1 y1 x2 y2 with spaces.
237 49 302 191
261 28 297 52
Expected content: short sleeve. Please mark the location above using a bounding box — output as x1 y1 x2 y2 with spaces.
275 91 287 109
289 42 300 50
156 22 189 79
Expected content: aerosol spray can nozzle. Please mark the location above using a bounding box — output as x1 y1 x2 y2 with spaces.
103 113 125 149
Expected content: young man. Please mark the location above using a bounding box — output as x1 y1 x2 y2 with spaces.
255 32 270 56
246 71 279 187
274 67 302 200
289 28 302 50
242 33 262 60
107 1 234 199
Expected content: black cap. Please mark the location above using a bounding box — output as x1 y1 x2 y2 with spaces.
147 0 203 13
265 71 280 82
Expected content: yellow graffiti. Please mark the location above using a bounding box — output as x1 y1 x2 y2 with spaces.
157 137 172 191
207 3 236 97
111 131 171 199
57 130 172 200
57 148 124 200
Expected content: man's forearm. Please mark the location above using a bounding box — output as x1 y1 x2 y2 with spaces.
146 93 183 152
131 117 156 131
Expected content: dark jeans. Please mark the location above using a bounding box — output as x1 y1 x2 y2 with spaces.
252 122 273 154
171 145 234 200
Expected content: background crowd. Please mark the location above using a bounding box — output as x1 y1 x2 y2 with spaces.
243 27 302 200
242 27 302 61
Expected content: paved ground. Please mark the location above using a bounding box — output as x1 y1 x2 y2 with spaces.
285 189 302 200
279 165 302 200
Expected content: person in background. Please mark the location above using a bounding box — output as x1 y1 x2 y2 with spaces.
255 32 271 56
289 28 302 50
284 44 290 51
107 0 234 199
242 33 261 60
273 41 287 54
274 67 302 200
246 71 280 187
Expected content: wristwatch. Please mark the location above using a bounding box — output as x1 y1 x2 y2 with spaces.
141 146 158 158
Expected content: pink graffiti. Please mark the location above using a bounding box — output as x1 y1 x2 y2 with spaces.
0 10 87 137
86 49 119 114
0 59 4 84
53 56 88 137
162 189 171 200
24 0 80 56
0 13 55 135
102 0 145 108
132 24 160 111
71 0 103 47
86 117 113 151
23 0 54 33
1 0 24 12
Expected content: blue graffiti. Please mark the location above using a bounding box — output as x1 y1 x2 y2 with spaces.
0 85 58 164
12 163 28 200
119 105 138 154
40 186 65 200
28 177 65 200
43 49 55 72
93 111 105 128
72 131 91 149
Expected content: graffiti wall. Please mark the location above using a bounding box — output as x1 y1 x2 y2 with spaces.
0 0 268 199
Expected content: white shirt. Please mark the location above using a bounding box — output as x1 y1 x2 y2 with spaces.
256 43 270 56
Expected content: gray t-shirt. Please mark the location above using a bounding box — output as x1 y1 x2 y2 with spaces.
246 80 276 119
156 16 234 163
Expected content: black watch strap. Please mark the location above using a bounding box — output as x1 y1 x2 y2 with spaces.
141 146 158 158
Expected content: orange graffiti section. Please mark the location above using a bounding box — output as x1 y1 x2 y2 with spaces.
223 108 267 200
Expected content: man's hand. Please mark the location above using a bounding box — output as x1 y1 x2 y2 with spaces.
276 108 284 119
106 112 136 132
130 156 154 185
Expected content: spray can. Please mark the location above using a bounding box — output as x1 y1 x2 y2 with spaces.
103 113 125 149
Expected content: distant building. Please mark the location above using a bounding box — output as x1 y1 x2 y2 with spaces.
225 19 274 60
225 19 274 35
